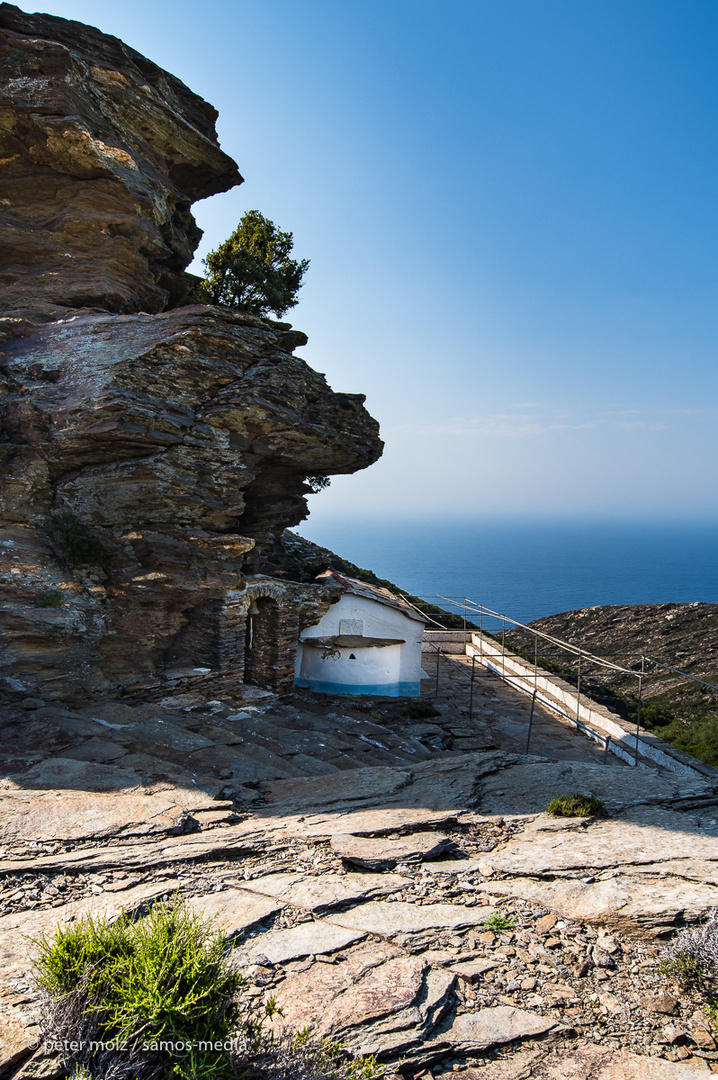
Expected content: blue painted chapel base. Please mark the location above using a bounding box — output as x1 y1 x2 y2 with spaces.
294 677 421 698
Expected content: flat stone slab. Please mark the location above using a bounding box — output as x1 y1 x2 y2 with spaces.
187 889 284 937
474 1041 714 1078
318 954 427 1034
327 900 496 937
62 737 129 763
238 920 365 965
271 943 456 1057
0 818 265 875
3 757 144 792
478 761 712 816
630 859 718 886
241 871 407 910
426 859 489 876
271 942 403 1030
434 1006 556 1051
259 754 506 819
332 831 455 869
481 872 718 931
0 879 179 979
482 808 718 877
0 1010 37 1077
121 718 216 753
303 808 462 838
449 959 500 983
0 791 191 842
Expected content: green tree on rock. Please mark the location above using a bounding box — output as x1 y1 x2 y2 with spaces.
198 210 309 318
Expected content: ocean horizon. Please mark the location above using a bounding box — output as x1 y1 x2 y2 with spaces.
297 516 718 626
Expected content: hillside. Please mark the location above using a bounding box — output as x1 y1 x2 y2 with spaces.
273 530 478 630
507 603 718 765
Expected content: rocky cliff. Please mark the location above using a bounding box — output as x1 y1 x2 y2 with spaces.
0 3 241 335
0 6 383 701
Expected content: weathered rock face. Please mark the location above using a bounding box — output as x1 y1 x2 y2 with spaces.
0 8 383 701
0 3 241 337
1 305 381 535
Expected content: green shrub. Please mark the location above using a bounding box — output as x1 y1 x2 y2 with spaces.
657 955 704 988
39 589 65 609
483 912 515 933
36 900 241 1080
408 702 441 720
35 899 383 1080
42 511 105 569
546 793 606 818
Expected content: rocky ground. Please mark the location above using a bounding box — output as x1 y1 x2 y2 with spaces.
1 667 718 1080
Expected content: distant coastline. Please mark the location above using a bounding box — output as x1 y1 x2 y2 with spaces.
298 515 718 625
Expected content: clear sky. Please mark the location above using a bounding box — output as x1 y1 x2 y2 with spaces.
20 0 718 522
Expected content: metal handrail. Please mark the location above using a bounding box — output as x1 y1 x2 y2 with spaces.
418 594 718 768
422 637 614 763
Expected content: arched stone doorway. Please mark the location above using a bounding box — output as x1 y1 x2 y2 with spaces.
243 595 280 690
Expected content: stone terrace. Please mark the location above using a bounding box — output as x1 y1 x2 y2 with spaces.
1 668 718 1080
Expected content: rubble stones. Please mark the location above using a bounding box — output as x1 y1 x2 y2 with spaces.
469 1043 715 1078
0 879 180 977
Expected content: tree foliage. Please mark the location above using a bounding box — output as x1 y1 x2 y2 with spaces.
198 210 309 318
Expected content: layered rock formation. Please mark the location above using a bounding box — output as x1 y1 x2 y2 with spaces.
0 2 241 335
0 6 383 700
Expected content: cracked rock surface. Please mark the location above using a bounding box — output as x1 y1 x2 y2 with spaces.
2 680 718 1080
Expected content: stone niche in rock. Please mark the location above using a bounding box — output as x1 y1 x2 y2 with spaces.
0 6 383 703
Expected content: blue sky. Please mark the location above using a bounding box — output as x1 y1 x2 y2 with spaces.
24 0 718 522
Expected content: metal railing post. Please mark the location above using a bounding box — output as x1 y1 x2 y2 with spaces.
603 735 611 765
634 656 644 766
525 690 536 754
435 646 441 699
469 653 476 721
576 655 582 727
502 616 506 681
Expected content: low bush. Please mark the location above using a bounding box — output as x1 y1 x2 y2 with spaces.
38 589 65 609
660 909 718 987
408 702 441 720
42 511 105 569
545 793 606 818
483 912 515 933
35 899 382 1080
36 900 241 1080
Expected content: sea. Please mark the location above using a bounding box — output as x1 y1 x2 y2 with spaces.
297 517 718 627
